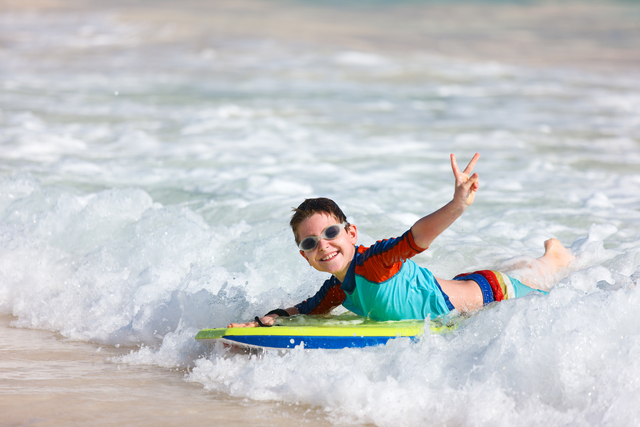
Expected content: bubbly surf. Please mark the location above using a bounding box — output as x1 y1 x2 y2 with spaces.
1 1 640 425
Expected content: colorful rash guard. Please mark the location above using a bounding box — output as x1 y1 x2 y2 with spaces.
294 230 453 321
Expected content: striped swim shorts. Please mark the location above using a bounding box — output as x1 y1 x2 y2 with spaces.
453 270 548 305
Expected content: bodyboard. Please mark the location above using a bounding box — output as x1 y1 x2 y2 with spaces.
196 314 463 350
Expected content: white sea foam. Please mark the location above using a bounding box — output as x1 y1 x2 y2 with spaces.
1 6 640 426
186 282 640 426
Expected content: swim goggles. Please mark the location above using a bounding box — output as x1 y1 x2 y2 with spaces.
298 223 348 252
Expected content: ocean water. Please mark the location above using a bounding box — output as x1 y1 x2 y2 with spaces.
2 0 640 425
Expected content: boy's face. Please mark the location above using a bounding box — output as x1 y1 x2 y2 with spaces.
297 212 357 282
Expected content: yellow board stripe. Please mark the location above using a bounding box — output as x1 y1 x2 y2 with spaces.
196 323 423 339
196 318 463 341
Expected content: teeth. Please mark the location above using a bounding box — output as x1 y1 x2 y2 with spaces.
322 253 337 261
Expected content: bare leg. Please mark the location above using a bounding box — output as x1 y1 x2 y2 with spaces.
438 239 573 312
500 238 574 292
437 278 484 312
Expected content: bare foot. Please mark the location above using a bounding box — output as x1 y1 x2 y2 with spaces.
539 238 574 272
500 239 574 292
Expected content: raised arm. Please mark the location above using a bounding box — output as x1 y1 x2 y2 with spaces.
411 153 480 249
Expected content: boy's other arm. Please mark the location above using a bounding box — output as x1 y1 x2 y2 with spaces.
411 153 480 249
226 276 344 328
227 307 299 328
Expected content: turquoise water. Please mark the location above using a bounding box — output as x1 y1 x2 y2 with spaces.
1 0 640 425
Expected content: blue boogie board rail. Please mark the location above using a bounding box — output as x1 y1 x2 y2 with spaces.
219 334 415 349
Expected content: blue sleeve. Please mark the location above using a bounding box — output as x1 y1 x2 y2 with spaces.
294 276 346 315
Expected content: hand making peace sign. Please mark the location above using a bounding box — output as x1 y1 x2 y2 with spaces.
451 153 480 208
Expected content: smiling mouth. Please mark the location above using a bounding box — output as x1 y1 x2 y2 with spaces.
321 252 338 261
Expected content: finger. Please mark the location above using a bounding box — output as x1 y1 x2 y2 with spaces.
468 173 480 190
462 153 480 175
227 321 257 328
457 172 477 192
450 154 461 177
465 176 479 196
262 316 275 326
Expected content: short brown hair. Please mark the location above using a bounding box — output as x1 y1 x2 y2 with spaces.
290 198 348 245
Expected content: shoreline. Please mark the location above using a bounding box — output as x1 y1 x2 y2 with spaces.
0 314 333 426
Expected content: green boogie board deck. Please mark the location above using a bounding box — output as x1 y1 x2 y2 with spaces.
196 314 464 350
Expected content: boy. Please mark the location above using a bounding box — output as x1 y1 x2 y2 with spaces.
229 153 573 328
